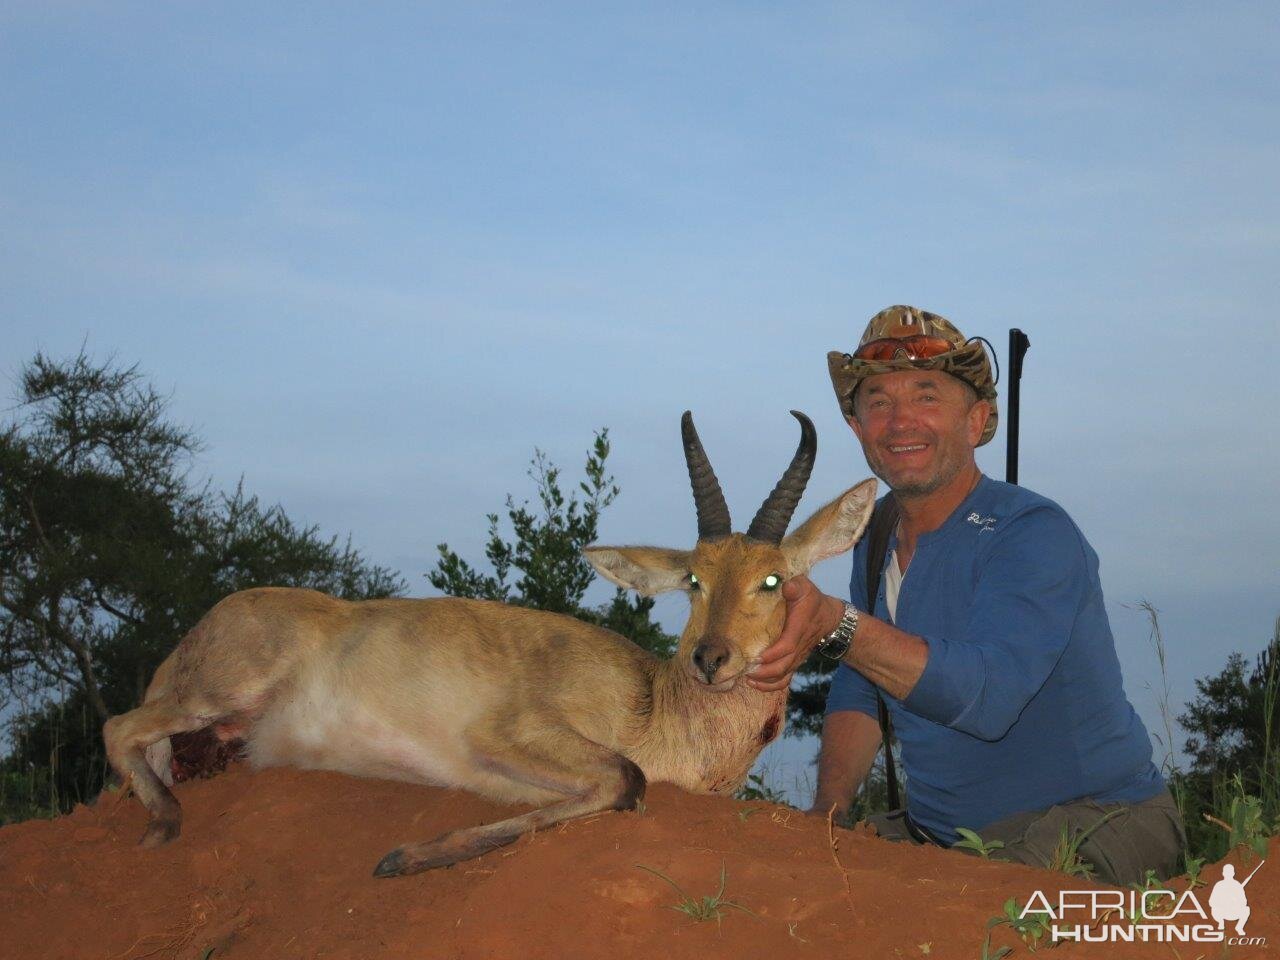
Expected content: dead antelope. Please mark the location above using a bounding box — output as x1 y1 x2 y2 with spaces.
103 411 876 877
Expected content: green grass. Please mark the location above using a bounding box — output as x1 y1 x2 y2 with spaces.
1142 604 1280 866
733 770 789 805
0 767 61 826
979 918 1014 960
635 862 756 925
1043 809 1123 879
978 896 1057 957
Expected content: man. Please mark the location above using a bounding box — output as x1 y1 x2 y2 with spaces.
746 305 1185 885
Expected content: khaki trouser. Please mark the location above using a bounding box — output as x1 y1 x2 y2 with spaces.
864 789 1187 886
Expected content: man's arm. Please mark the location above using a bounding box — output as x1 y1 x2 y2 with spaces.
750 505 1091 742
809 709 884 818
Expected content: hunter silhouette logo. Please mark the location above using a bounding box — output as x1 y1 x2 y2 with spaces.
1209 860 1263 936
1021 859 1267 946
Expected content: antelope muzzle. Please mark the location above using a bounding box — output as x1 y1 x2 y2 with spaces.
691 639 733 686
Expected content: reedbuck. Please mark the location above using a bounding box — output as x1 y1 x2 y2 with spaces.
104 411 876 877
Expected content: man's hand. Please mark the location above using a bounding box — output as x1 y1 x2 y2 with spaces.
746 575 847 692
806 801 857 829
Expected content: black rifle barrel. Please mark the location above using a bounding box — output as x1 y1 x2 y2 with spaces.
1005 328 1031 485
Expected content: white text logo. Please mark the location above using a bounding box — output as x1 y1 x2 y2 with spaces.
1021 861 1265 946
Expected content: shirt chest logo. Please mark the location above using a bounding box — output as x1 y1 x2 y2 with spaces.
966 511 998 533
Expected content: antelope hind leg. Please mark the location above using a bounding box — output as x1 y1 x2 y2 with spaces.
373 727 646 878
103 698 218 847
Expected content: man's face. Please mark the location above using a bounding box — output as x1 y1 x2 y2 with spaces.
848 371 989 498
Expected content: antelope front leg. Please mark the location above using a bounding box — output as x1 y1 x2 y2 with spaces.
373 730 645 878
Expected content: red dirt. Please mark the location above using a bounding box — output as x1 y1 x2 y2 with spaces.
2 764 1276 959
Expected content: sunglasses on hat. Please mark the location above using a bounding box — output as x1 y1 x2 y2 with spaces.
852 335 957 362
847 334 1001 388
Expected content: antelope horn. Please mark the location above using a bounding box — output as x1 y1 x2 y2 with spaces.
745 410 816 544
681 411 732 540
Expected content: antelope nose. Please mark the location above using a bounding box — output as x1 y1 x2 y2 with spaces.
692 642 730 684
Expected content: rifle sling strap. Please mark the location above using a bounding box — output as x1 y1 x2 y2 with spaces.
863 494 902 811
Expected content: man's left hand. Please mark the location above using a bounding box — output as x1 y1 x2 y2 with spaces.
746 576 847 692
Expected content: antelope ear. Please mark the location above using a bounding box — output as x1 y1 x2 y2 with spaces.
781 478 878 576
583 546 692 597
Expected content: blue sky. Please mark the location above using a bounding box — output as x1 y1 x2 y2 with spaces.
3 3 1278 794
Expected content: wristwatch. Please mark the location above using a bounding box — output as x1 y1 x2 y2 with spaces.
815 603 860 660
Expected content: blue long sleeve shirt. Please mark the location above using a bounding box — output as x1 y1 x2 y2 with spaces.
825 476 1164 845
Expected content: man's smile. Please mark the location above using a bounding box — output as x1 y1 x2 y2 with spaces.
885 441 932 458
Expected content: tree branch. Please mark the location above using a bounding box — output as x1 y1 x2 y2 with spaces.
94 590 144 626
36 600 111 724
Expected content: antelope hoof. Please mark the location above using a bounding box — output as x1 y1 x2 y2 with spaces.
373 832 520 878
373 842 454 878
139 818 180 848
373 847 413 878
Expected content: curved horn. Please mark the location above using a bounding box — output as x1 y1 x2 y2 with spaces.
681 411 732 540
745 410 817 544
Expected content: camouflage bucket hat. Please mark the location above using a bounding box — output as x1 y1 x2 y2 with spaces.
827 305 1000 446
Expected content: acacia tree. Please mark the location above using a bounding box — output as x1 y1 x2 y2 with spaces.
0 351 404 814
0 352 205 723
429 431 676 657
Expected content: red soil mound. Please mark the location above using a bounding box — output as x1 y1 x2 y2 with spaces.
2 764 1274 959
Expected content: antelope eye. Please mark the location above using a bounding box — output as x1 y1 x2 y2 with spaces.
762 574 781 591
687 572 700 591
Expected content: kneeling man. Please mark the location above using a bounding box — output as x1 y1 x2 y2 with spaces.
748 305 1185 886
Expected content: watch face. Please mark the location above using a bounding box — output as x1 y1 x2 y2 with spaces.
818 606 857 660
819 635 851 660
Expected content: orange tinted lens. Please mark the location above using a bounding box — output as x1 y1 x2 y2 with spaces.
854 336 955 361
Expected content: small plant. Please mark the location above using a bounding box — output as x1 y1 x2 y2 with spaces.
999 897 1053 951
953 827 1006 859
1183 854 1207 889
1226 782 1269 858
1126 869 1174 923
981 896 1056 955
980 916 1014 960
738 806 761 822
734 771 788 804
1202 779 1271 859
1129 868 1173 899
1044 810 1123 879
635 862 756 925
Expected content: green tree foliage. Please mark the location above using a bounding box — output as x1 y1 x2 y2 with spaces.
1175 616 1280 860
0 350 405 814
429 431 676 658
1179 617 1280 783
